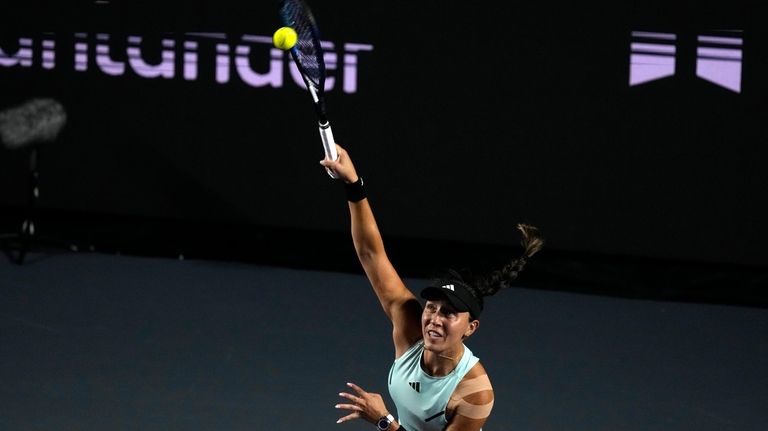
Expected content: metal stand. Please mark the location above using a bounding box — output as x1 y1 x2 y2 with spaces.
0 98 69 264
1 148 75 265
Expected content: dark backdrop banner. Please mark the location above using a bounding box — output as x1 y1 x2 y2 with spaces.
1 1 766 266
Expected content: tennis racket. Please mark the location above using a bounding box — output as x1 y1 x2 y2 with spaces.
279 0 339 178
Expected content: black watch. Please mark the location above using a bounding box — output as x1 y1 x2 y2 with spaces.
376 414 395 431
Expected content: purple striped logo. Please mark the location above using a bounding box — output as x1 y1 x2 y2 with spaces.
629 31 677 86
696 33 743 93
630 30 743 93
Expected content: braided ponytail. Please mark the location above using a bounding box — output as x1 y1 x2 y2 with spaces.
473 224 544 298
427 224 544 318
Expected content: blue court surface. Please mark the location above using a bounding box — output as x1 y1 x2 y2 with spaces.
1 251 766 430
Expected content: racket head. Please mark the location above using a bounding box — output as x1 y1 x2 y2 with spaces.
279 0 326 95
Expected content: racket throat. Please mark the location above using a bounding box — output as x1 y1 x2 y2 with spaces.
308 86 327 121
308 85 321 104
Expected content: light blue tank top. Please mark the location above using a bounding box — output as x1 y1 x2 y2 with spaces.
388 340 479 431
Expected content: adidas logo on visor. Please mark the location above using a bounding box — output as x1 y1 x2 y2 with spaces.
442 284 455 291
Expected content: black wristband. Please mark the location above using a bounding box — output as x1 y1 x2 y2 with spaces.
345 177 366 202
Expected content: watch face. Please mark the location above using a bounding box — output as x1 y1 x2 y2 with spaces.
377 418 390 430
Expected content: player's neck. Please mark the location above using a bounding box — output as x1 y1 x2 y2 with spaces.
422 343 464 377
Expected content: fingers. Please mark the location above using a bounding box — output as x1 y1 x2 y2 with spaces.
335 403 362 412
321 143 346 163
336 412 361 424
319 159 342 178
320 146 346 166
338 392 361 403
346 382 366 396
335 382 389 426
320 158 341 169
319 146 358 183
334 392 363 425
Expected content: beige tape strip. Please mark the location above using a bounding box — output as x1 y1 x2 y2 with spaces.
455 398 495 419
451 374 493 399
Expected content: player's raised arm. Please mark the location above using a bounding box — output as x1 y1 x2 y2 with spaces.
321 145 422 357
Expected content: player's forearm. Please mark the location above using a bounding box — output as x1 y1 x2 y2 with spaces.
349 199 385 262
346 179 411 317
349 198 407 315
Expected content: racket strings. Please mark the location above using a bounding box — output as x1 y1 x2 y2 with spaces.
279 0 325 88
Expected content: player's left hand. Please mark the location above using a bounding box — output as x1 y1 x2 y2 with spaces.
335 382 391 424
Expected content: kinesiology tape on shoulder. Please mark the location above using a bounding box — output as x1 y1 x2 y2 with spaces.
450 373 494 419
454 397 494 419
451 374 493 399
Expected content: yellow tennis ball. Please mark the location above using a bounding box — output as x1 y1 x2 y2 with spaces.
273 27 298 50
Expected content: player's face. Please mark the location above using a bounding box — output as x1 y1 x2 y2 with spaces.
422 300 477 350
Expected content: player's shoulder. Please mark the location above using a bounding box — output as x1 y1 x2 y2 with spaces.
464 360 490 381
450 360 495 420
453 361 494 401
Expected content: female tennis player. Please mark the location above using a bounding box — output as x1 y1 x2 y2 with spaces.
321 145 542 431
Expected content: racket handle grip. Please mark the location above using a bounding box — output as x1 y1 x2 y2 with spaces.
319 121 339 179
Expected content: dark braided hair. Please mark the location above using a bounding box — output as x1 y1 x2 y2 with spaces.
431 224 544 314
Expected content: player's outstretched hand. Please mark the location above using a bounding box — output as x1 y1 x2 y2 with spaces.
320 144 359 184
335 382 391 425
